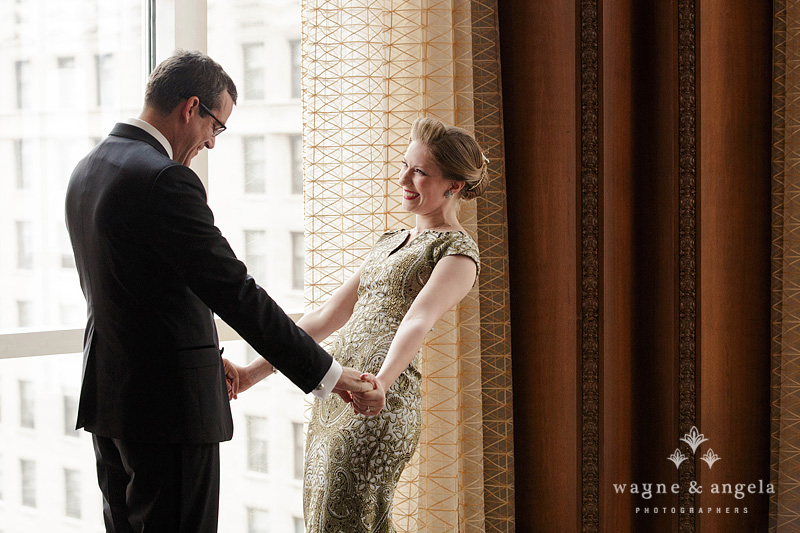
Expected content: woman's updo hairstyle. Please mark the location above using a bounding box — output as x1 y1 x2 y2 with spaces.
409 117 490 201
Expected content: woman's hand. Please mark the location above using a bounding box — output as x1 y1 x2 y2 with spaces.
350 373 386 416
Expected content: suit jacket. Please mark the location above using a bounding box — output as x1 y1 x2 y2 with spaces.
65 123 333 444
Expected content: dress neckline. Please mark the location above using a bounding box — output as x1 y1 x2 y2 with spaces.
388 228 464 256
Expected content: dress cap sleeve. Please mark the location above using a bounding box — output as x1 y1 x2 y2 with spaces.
432 231 481 279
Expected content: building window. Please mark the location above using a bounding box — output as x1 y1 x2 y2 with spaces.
289 39 301 99
20 459 36 508
19 380 35 428
291 232 304 291
16 220 33 269
293 516 304 533
63 395 80 437
17 300 32 328
289 134 303 195
245 230 267 284
247 507 269 533
14 139 34 190
57 56 78 108
64 468 81 518
244 136 266 193
243 43 265 100
15 60 32 109
95 53 115 107
292 421 304 479
246 415 269 473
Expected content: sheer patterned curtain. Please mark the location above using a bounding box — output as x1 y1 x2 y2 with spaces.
301 0 513 530
772 0 800 529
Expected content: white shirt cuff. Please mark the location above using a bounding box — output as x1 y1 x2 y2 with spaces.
311 359 342 399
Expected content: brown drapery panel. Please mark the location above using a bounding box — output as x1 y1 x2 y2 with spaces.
500 0 772 531
301 0 513 530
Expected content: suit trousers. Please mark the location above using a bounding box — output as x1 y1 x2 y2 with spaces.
92 434 220 533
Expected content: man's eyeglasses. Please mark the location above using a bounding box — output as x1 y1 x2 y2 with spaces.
198 101 227 137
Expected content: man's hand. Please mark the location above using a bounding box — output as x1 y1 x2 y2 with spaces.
223 358 240 400
223 359 264 400
351 374 386 416
332 366 376 405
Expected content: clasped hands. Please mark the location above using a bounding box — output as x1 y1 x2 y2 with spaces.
223 359 386 416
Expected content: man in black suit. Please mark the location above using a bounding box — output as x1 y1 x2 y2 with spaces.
65 50 372 532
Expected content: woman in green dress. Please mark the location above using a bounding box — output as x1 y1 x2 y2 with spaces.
231 116 489 532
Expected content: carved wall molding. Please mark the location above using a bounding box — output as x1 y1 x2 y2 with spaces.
579 0 601 531
677 0 698 531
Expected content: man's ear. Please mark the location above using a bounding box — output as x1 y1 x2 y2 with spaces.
178 96 200 124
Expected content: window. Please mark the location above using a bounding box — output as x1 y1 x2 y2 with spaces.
292 421 304 479
245 230 267 284
95 53 116 107
243 43 265 100
15 60 32 109
289 39 301 99
0 0 143 336
64 468 81 518
16 221 33 270
63 395 79 437
289 134 303 195
17 301 32 328
14 139 34 190
59 303 81 327
291 232 304 291
247 507 269 533
3 0 310 529
19 380 35 428
20 459 35 508
57 56 78 108
246 415 269 473
58 299 79 325
244 136 266 193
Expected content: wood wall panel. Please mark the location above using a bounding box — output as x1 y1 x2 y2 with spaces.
498 1 580 531
697 0 773 530
601 0 634 529
499 0 773 530
630 0 681 531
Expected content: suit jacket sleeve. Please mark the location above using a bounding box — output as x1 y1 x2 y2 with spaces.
142 163 333 393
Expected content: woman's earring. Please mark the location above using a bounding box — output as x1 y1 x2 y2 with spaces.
444 189 453 199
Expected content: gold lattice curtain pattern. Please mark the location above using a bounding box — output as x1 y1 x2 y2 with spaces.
301 0 513 530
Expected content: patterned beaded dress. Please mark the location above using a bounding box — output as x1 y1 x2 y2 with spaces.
303 229 480 532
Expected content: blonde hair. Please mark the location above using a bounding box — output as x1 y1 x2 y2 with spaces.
409 117 489 201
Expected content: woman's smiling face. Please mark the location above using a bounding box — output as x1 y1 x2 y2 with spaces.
398 141 452 215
